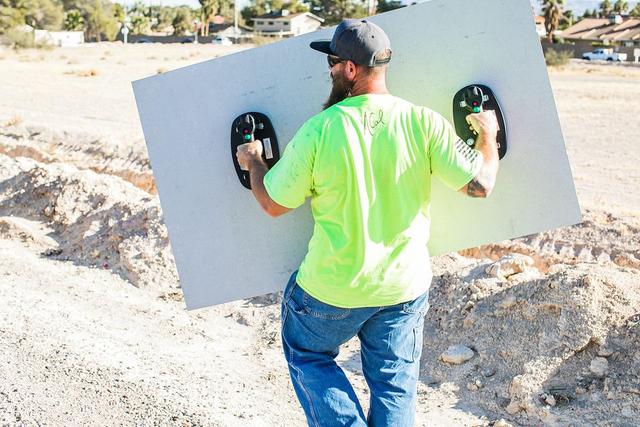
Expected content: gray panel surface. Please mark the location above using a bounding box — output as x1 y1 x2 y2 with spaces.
133 0 580 310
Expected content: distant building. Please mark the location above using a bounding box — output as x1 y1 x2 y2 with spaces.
252 10 324 38
34 30 84 47
208 22 253 43
561 16 640 46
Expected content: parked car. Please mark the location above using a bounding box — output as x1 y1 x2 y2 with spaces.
582 48 627 62
212 35 233 46
136 37 153 43
179 37 195 44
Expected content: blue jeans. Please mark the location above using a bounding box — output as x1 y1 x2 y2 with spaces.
281 271 430 427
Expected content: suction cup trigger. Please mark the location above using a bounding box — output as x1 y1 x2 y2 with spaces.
240 114 256 142
463 86 484 114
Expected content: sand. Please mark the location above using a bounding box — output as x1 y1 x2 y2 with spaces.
0 43 639 426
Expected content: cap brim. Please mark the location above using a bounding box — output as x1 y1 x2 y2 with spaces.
310 40 333 55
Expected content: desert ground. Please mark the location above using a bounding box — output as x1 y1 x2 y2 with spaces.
0 43 639 426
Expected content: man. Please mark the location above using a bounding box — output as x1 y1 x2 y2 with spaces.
236 19 499 427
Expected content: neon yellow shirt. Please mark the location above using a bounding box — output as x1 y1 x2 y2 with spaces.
264 94 481 308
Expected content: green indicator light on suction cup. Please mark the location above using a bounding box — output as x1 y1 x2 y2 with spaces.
244 134 252 141
473 107 481 113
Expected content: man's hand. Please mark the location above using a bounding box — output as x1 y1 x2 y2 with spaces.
236 140 264 171
458 110 500 198
235 140 291 217
466 110 499 137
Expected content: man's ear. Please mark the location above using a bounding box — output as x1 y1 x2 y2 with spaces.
346 60 357 78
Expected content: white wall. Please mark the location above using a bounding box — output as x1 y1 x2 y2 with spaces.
34 30 84 47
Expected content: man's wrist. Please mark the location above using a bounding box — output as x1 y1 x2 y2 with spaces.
478 129 497 139
247 156 267 171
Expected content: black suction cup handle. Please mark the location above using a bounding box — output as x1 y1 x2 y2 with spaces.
452 84 507 160
239 114 256 142
231 112 281 190
463 86 485 113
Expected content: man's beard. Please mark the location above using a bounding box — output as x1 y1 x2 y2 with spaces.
323 72 352 110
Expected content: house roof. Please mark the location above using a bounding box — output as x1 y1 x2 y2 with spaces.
253 11 324 23
208 22 253 35
615 18 640 31
626 28 640 40
534 15 545 25
561 18 640 41
560 18 610 38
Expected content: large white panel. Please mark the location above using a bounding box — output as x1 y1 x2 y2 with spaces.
133 0 580 310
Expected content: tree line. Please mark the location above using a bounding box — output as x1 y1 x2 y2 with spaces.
3 0 638 44
0 0 207 41
0 0 407 42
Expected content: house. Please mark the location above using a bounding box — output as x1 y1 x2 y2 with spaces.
561 16 640 46
208 22 253 43
252 10 324 38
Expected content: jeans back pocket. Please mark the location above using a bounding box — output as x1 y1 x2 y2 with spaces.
287 283 351 320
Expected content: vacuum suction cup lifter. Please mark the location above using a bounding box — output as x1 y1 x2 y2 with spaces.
453 84 507 160
231 112 280 189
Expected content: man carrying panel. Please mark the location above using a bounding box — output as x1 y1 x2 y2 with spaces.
236 19 499 427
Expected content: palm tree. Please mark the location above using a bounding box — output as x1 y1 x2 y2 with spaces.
613 0 628 14
199 0 215 36
599 0 613 17
541 0 565 43
63 8 84 31
198 0 231 36
631 4 640 17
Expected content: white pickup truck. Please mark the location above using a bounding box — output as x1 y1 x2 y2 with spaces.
582 48 628 62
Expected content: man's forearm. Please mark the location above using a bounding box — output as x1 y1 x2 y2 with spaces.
465 132 499 198
247 158 272 213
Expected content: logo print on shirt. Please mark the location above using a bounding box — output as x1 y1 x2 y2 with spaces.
363 110 385 136
454 138 480 163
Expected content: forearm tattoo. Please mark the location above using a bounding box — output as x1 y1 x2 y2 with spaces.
466 178 488 198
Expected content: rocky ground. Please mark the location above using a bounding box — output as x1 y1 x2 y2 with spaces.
0 45 638 426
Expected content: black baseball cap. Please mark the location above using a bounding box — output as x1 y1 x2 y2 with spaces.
310 19 392 67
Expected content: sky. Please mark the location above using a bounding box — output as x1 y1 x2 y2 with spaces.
114 0 628 16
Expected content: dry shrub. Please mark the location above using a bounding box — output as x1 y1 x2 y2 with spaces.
147 55 158 60
59 54 67 60
545 48 573 67
156 67 168 74
3 114 23 127
4 28 34 49
34 42 54 51
252 35 277 46
64 69 99 77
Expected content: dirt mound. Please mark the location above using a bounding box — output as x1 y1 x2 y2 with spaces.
423 258 640 426
460 210 640 272
0 154 177 291
1 113 639 424
0 124 155 193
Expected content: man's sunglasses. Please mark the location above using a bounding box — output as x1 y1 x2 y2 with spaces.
327 55 347 68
